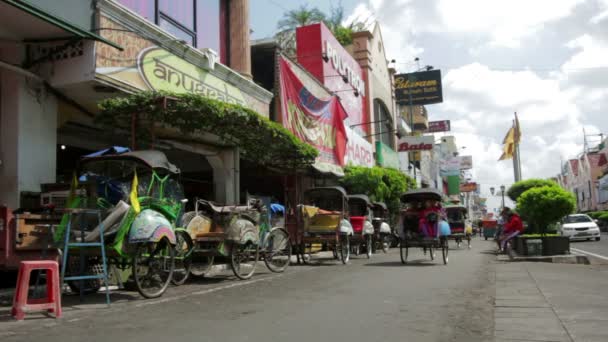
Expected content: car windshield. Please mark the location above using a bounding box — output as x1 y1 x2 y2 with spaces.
564 215 592 223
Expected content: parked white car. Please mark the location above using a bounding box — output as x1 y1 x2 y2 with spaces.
558 214 601 241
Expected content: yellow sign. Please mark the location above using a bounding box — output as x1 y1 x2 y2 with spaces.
138 47 246 106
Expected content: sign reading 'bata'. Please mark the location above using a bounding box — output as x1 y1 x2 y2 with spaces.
394 70 443 106
397 136 435 152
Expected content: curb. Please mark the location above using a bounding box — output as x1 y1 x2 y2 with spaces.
497 254 590 264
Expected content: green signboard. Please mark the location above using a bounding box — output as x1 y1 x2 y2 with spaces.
376 142 400 169
447 175 460 195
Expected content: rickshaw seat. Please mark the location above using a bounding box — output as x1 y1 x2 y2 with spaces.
207 202 250 214
73 201 130 242
350 216 365 233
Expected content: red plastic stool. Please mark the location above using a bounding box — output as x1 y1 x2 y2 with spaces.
11 260 62 320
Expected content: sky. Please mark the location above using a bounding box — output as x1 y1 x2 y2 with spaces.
250 0 608 212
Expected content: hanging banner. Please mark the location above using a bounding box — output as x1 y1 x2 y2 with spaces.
394 70 443 105
279 57 348 175
397 136 434 152
425 120 451 133
345 127 375 167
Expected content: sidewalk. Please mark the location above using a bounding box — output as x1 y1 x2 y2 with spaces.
494 260 608 342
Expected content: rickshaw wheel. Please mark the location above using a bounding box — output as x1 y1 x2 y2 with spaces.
231 241 259 280
366 235 373 259
382 235 390 253
442 238 449 265
66 256 103 294
190 256 214 277
171 230 193 286
263 228 291 273
339 235 350 264
132 237 175 299
400 241 408 264
300 243 312 265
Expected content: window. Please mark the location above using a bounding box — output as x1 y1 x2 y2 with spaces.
117 0 223 57
373 99 394 147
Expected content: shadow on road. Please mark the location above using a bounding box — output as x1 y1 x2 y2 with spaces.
364 260 439 267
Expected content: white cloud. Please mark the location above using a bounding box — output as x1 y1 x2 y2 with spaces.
438 0 585 48
562 34 608 70
591 0 608 23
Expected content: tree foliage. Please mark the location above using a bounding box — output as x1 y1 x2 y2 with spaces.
507 178 559 202
516 186 576 235
97 91 318 169
275 2 369 54
340 166 416 226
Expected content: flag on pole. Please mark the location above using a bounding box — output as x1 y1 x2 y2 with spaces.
499 127 515 160
130 170 141 213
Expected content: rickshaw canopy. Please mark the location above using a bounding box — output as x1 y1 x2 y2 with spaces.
444 204 467 212
401 188 443 203
305 186 348 198
372 202 388 210
348 194 371 205
81 150 180 174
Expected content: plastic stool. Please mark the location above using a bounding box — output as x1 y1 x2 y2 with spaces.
12 260 62 320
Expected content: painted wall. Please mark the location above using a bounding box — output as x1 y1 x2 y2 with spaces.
296 23 368 134
0 48 57 208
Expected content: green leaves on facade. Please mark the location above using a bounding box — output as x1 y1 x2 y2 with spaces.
97 91 318 169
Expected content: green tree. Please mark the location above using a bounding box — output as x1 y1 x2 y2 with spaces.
275 2 368 54
507 178 559 202
275 5 326 56
516 186 576 236
340 166 415 226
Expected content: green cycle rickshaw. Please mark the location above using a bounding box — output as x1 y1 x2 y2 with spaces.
54 150 188 298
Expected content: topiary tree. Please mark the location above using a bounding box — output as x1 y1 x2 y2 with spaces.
516 186 576 236
507 178 559 202
340 166 415 226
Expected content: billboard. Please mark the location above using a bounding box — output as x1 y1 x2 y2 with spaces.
397 136 434 152
460 182 478 192
459 156 473 170
296 23 368 133
394 69 443 105
440 156 461 176
425 120 451 133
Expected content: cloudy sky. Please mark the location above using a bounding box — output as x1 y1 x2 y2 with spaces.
251 0 608 210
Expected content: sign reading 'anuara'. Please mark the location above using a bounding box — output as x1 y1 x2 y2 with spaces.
138 47 246 105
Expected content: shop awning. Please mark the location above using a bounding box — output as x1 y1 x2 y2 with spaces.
0 0 122 50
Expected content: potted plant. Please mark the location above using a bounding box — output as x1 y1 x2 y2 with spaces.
517 186 576 256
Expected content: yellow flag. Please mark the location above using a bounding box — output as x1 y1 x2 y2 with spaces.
502 127 515 145
130 170 141 213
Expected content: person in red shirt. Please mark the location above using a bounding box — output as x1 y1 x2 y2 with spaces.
499 207 524 252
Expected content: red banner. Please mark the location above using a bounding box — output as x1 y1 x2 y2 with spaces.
279 57 348 170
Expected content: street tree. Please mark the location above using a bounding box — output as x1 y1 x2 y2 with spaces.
516 186 576 236
340 166 415 226
507 178 559 202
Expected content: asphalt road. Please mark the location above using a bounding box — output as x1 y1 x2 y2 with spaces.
2 238 496 342
571 232 608 261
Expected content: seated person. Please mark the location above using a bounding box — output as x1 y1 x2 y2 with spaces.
419 200 441 238
498 207 524 252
